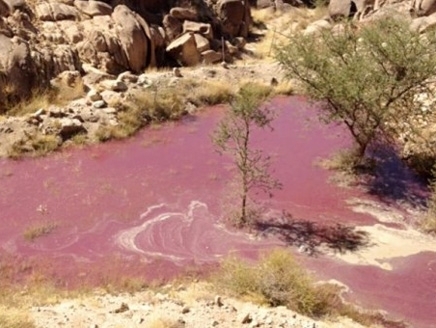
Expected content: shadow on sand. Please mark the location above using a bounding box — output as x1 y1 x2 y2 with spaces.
254 212 370 256
363 144 429 209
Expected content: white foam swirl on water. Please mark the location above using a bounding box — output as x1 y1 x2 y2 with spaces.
115 201 207 261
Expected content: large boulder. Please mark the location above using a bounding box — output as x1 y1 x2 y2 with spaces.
414 0 436 16
163 14 183 42
166 33 201 66
0 0 27 17
170 7 198 21
111 5 151 72
0 35 38 106
35 2 79 21
217 0 249 37
74 0 113 17
183 20 213 39
410 12 436 31
77 5 154 73
328 0 353 19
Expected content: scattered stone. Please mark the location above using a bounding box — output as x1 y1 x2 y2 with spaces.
212 320 219 326
49 108 67 118
59 118 86 140
32 108 46 118
173 67 183 78
201 49 222 64
215 295 223 307
181 306 190 314
113 302 129 314
241 313 252 324
93 100 107 109
117 71 138 84
87 89 102 102
137 74 152 87
103 107 117 115
99 80 128 92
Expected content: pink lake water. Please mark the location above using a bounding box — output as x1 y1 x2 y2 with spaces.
0 96 434 327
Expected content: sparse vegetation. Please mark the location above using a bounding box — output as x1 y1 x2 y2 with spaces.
4 82 85 117
0 307 35 328
213 82 280 226
215 249 407 326
8 134 61 159
215 249 334 317
23 221 58 242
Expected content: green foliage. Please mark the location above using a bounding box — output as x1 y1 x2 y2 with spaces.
216 249 335 317
276 18 436 161
213 82 281 226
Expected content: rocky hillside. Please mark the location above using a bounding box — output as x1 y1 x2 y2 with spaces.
0 0 252 106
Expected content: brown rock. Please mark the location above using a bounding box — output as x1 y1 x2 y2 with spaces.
217 0 249 37
194 34 210 53
163 14 182 41
74 0 112 17
414 0 436 16
35 2 79 21
410 13 436 31
183 20 213 39
166 33 200 66
170 7 198 21
201 50 222 64
112 5 150 73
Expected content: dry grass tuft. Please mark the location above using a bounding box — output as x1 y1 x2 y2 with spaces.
272 80 294 96
23 221 58 242
0 306 35 328
317 150 362 187
214 249 335 317
8 134 61 159
184 79 235 106
7 90 55 116
5 81 85 117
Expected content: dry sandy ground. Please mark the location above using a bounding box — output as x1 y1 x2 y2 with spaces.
30 282 366 328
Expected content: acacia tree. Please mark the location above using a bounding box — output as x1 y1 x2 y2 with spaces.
275 18 436 165
213 83 281 226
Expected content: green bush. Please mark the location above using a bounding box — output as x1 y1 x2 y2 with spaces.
276 18 436 164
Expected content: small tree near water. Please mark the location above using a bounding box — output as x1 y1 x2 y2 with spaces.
276 18 436 166
213 83 281 226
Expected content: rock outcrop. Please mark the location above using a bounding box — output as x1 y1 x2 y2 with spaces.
0 0 252 110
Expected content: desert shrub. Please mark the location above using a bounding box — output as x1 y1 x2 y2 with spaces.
215 249 334 317
276 18 436 165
